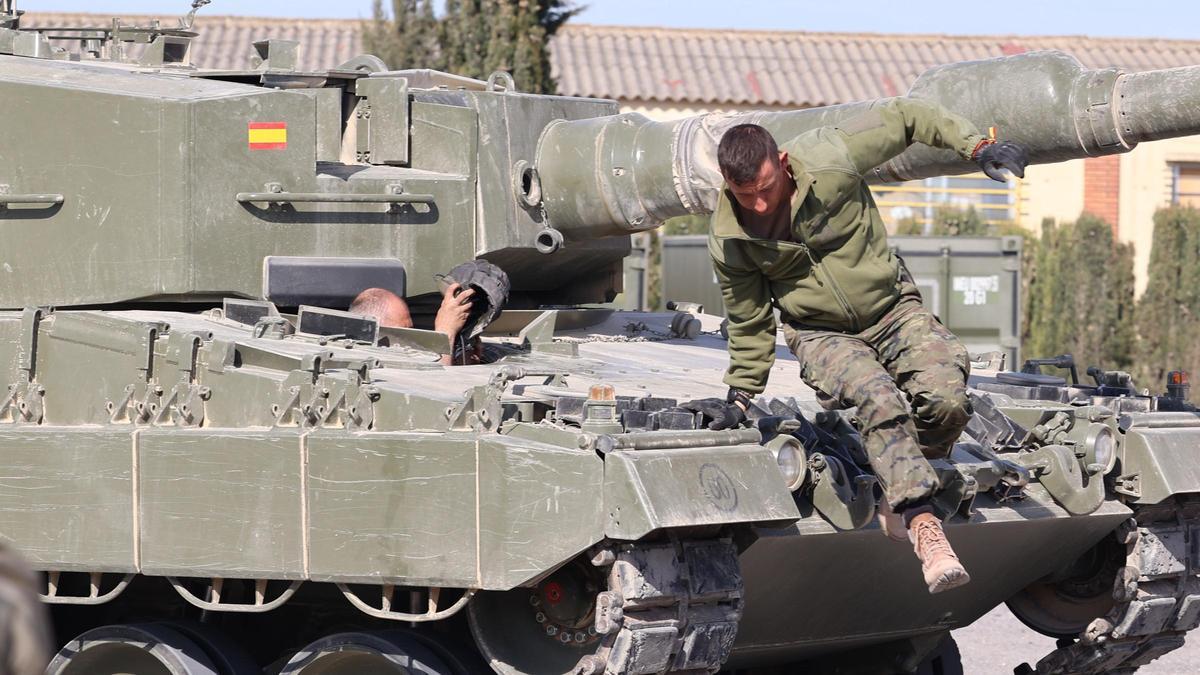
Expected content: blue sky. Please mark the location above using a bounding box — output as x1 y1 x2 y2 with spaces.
19 0 1200 40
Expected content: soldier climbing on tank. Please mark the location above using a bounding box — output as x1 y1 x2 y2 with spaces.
690 102 1028 594
349 259 510 366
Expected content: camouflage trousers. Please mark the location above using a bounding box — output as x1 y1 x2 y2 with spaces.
783 292 972 512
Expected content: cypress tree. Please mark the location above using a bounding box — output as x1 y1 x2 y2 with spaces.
483 0 517 78
1026 219 1062 361
367 0 578 94
1135 206 1200 392
1024 214 1135 373
1109 237 1137 372
364 0 442 71
510 0 579 93
440 0 488 78
438 0 461 72
1020 218 1051 359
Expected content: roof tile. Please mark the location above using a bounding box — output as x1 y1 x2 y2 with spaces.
18 13 1200 108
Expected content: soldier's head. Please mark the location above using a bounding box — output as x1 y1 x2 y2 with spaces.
349 287 413 329
718 124 791 216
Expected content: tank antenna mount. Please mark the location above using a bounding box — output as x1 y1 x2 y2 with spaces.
180 0 211 29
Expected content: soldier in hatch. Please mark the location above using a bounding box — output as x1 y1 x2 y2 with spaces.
349 259 509 366
694 102 1027 594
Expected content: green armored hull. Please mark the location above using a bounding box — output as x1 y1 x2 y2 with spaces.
0 4 1199 675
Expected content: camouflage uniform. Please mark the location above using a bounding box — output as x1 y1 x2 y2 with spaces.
707 99 989 511
783 272 971 510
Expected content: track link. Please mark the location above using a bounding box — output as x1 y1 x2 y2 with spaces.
573 538 744 675
1022 497 1200 674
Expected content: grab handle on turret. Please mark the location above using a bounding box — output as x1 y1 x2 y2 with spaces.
236 190 434 205
0 192 63 208
237 183 433 207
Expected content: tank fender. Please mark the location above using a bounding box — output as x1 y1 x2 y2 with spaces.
1118 424 1200 505
602 445 801 540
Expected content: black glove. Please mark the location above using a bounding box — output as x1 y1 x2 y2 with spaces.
680 397 747 431
975 141 1028 183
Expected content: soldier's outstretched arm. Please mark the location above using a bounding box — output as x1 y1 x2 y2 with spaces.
710 245 777 395
836 98 989 176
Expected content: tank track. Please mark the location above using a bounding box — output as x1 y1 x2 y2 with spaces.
574 538 744 675
1022 497 1200 674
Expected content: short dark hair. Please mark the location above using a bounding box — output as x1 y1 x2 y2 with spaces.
718 124 779 185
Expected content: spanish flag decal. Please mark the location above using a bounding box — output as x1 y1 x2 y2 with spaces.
248 122 287 150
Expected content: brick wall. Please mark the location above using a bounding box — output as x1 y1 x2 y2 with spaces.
1083 155 1121 233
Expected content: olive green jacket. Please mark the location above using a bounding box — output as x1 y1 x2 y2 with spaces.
709 98 986 393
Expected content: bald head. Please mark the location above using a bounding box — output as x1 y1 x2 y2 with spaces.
349 288 412 329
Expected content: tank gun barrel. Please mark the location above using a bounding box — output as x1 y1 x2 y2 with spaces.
1115 66 1200 143
535 50 1200 241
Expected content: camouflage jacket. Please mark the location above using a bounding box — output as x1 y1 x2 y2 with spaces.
708 98 986 393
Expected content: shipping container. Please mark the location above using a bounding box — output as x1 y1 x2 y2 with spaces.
653 235 1023 365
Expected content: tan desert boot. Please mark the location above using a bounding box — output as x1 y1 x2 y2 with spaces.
908 512 971 594
876 500 907 542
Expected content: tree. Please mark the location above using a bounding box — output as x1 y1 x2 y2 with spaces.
508 0 578 94
365 0 442 72
1134 206 1200 391
1025 214 1135 373
439 0 488 78
364 0 581 94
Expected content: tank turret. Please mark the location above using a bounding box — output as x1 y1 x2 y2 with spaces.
0 9 626 309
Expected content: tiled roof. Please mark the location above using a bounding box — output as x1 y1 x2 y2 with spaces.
552 25 1200 107
18 13 1200 108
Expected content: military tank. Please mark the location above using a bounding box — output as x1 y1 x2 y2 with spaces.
1 2 1200 673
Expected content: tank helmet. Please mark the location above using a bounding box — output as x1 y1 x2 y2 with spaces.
439 259 510 341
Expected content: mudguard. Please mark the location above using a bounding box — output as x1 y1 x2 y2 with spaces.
603 446 800 540
1119 423 1200 505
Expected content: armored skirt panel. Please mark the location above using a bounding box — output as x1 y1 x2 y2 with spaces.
0 308 802 593
0 425 607 590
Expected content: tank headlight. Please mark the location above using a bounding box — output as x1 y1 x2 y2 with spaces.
765 436 806 492
1084 423 1117 475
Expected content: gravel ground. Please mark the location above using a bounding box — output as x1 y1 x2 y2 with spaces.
954 604 1200 674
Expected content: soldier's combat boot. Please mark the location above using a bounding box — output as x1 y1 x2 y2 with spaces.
877 500 907 542
908 512 970 594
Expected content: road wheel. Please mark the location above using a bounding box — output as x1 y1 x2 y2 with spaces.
278 630 454 674
468 557 605 674
46 623 222 675
1006 532 1122 638
155 620 259 675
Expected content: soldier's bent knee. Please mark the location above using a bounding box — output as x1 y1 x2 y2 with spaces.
916 392 972 431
